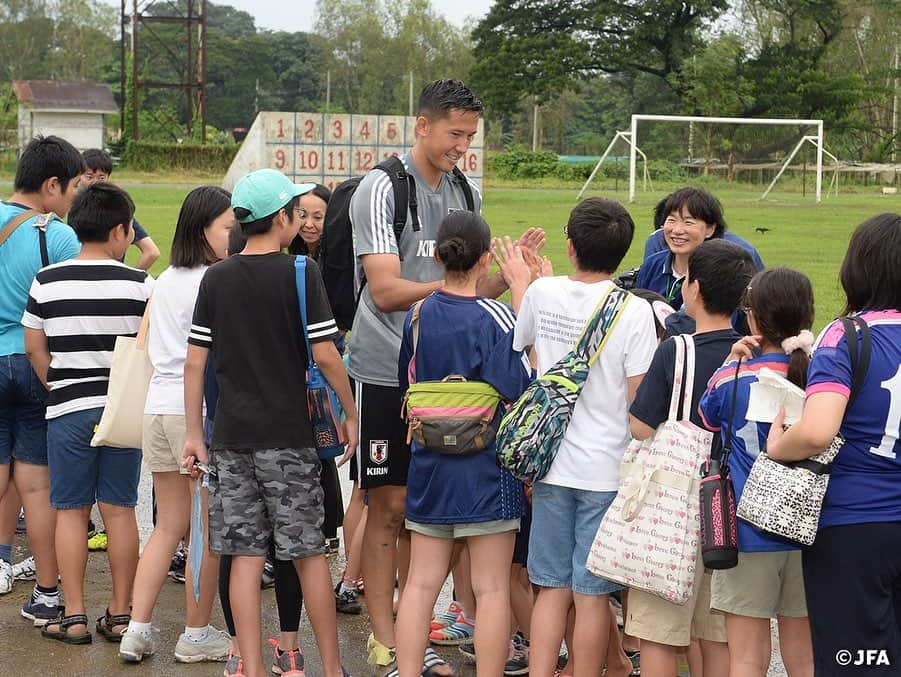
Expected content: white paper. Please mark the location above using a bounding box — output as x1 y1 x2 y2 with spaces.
745 368 805 425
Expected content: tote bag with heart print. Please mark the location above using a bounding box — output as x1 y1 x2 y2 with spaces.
587 334 713 605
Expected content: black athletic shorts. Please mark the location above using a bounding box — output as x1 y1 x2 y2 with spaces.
513 501 532 566
803 522 901 676
351 380 410 489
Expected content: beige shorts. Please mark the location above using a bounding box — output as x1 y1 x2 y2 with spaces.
405 518 520 540
142 414 189 474
711 550 807 618
626 550 727 647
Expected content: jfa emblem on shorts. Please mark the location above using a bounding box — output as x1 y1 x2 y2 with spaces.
370 440 388 465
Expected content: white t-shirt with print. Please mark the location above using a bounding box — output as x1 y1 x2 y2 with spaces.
144 265 208 415
513 277 657 491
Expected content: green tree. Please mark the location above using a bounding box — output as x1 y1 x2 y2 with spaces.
471 0 728 115
315 0 474 115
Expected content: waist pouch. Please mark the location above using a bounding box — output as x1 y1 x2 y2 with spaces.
403 376 501 455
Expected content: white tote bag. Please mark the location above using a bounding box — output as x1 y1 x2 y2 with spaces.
90 302 153 449
586 335 713 605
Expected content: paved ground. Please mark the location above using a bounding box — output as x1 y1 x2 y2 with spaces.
0 461 788 676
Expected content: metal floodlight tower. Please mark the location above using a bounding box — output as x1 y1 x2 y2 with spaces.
121 0 208 142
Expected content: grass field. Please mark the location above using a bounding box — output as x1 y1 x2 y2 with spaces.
119 180 898 331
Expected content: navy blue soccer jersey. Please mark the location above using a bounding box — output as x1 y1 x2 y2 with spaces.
807 310 901 528
700 354 797 552
398 291 532 525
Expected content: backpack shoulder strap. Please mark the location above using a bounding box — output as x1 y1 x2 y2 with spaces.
407 298 427 384
294 255 314 368
840 315 872 407
0 209 40 249
578 286 630 366
374 156 419 244
451 166 475 212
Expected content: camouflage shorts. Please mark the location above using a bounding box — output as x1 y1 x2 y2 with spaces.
208 447 326 560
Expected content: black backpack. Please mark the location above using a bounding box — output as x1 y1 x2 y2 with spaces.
319 156 474 331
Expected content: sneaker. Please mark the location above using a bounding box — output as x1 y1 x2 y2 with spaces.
334 581 362 615
119 630 154 662
21 590 61 627
261 558 276 589
458 642 476 662
224 648 246 676
504 635 530 675
325 537 340 554
428 614 474 646
429 600 462 631
174 626 231 663
12 555 36 581
87 531 108 551
269 638 304 676
557 644 569 670
15 510 26 534
0 559 13 594
168 547 187 583
87 519 96 539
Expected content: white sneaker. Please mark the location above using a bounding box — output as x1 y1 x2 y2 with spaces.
12 556 36 581
174 626 231 663
0 560 13 594
119 630 154 663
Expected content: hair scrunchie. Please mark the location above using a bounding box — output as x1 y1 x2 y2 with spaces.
781 329 814 356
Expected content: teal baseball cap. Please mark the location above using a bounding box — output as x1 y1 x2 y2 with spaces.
231 169 316 223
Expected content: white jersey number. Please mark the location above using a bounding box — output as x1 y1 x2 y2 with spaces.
870 365 901 460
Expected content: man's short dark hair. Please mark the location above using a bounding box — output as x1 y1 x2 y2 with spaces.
82 148 114 175
236 196 299 237
14 135 86 194
663 187 727 238
68 183 135 244
418 79 483 119
566 198 635 274
688 240 755 316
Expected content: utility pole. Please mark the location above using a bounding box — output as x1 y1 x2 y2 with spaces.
893 45 899 163
532 100 539 152
326 69 331 110
409 72 414 116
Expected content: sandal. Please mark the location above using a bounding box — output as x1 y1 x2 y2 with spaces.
41 609 92 645
422 648 455 677
96 607 131 643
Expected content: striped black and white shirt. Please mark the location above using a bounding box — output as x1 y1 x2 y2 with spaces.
22 259 154 419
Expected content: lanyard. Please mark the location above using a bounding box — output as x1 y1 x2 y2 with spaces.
665 275 684 304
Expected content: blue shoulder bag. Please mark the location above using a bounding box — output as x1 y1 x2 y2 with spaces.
295 256 345 459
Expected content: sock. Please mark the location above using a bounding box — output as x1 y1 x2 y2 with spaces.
32 584 59 605
184 625 211 643
0 543 11 564
461 615 475 626
339 581 356 595
127 620 153 638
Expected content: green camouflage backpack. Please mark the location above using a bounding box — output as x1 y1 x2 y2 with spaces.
496 286 631 482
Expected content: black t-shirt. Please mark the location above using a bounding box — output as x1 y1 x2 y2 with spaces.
189 253 338 450
630 329 740 431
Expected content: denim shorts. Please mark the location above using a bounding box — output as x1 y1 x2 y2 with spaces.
0 353 49 466
528 482 622 596
47 407 142 509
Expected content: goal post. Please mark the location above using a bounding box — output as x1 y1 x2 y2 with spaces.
625 114 825 203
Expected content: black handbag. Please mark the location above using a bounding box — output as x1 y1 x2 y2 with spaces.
700 359 741 570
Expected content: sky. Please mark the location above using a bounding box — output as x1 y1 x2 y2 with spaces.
111 0 495 33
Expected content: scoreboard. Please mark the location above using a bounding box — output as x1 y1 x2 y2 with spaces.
259 112 484 192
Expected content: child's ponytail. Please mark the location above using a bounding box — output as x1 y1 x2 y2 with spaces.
781 330 814 390
745 268 815 389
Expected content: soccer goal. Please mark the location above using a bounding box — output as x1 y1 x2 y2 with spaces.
579 114 828 203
